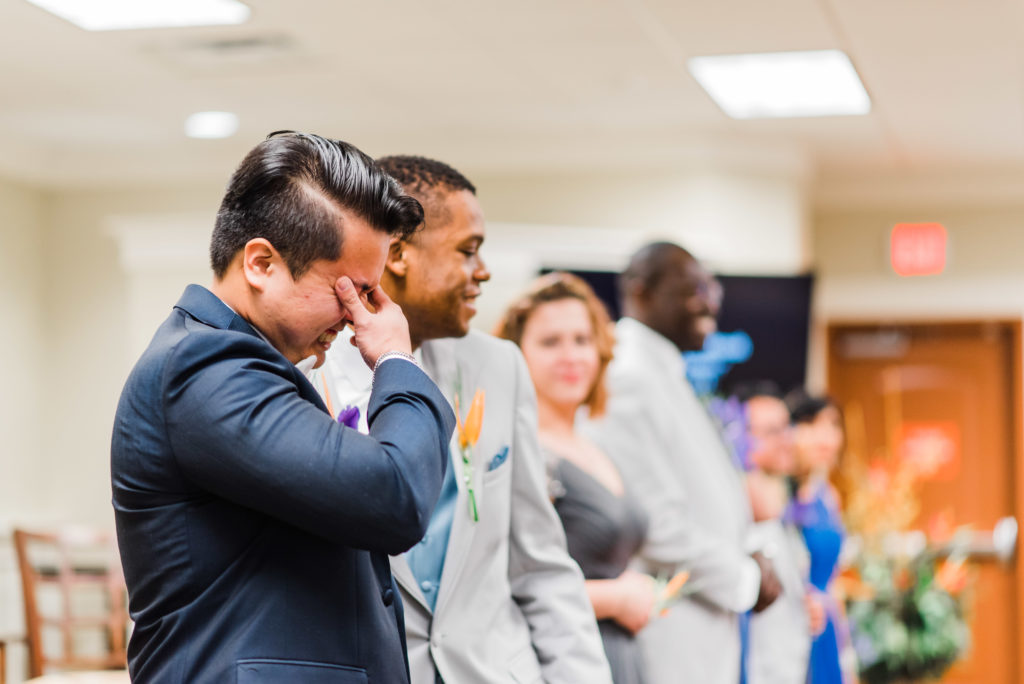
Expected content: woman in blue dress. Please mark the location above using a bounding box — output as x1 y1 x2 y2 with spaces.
787 395 854 684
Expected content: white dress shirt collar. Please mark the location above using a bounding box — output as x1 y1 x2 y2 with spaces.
616 317 687 377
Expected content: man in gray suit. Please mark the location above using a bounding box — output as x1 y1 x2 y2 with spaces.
312 156 611 684
588 242 781 684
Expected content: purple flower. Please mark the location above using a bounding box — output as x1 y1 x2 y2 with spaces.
708 396 751 470
337 405 361 430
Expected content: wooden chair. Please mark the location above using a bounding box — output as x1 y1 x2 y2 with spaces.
13 528 128 680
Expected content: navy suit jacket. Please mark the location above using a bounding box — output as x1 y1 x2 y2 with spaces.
111 285 454 683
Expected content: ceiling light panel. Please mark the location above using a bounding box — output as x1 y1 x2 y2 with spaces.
688 49 871 119
185 112 239 139
25 0 250 31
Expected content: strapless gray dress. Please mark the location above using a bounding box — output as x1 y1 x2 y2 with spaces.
549 456 650 684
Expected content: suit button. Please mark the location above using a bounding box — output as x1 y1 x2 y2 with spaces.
382 588 394 606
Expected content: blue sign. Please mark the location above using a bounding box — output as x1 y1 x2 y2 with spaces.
683 330 754 396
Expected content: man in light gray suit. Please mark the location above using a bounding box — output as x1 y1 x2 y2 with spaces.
311 156 611 684
588 242 781 684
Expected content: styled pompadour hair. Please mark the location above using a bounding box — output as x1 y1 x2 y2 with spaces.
211 132 423 278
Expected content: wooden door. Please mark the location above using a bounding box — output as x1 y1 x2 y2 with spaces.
827 321 1022 684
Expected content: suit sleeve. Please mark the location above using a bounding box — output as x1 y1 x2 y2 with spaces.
592 365 759 613
164 332 454 555
504 345 613 684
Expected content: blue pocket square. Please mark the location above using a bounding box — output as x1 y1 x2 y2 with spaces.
487 446 510 472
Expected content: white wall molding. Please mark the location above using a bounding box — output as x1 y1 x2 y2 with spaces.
105 212 213 359
106 212 212 274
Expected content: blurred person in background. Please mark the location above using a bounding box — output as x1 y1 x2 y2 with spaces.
589 241 781 684
311 156 612 684
741 386 820 684
496 271 655 684
786 394 855 684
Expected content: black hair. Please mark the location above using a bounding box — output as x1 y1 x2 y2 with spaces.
732 380 784 404
376 155 476 197
210 132 423 278
786 391 838 425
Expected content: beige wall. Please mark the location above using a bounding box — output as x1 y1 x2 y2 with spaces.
0 178 45 677
473 167 812 330
477 168 811 272
31 186 219 527
807 202 1024 390
0 178 45 524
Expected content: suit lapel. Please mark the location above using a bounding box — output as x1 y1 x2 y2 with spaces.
391 553 430 612
421 337 484 621
433 430 482 619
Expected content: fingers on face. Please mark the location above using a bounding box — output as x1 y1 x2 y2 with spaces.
368 285 391 307
335 277 368 322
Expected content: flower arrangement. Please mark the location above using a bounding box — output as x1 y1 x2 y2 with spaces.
840 453 974 684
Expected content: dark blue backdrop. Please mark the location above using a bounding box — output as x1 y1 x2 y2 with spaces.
541 268 813 396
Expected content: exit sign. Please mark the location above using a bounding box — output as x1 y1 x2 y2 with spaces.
891 223 947 276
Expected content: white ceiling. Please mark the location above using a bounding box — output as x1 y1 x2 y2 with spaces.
1 0 1023 188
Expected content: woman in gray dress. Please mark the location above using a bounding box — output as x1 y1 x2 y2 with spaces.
496 272 654 684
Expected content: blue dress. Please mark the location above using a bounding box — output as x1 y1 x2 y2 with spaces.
789 483 845 684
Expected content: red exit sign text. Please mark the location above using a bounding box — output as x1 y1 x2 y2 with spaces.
891 223 947 276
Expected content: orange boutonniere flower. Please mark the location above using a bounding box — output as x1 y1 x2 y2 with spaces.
454 388 485 522
455 390 485 450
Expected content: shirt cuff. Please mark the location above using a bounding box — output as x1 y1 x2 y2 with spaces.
732 555 762 612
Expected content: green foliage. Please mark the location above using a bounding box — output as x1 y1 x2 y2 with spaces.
847 551 970 684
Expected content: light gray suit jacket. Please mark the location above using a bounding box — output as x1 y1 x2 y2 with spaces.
314 330 611 684
587 318 759 684
747 520 812 684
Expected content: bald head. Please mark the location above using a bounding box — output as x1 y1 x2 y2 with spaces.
619 241 721 352
620 242 696 298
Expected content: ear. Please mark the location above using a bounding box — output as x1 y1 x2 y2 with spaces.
384 238 409 278
623 274 650 304
240 238 280 292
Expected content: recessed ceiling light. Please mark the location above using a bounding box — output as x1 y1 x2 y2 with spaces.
688 49 871 119
24 0 250 31
185 112 239 139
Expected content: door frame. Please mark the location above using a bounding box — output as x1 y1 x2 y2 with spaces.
824 318 1024 681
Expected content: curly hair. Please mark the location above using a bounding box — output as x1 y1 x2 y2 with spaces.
493 272 615 417
376 155 476 197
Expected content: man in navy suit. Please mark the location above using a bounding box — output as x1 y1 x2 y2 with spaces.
111 132 455 683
